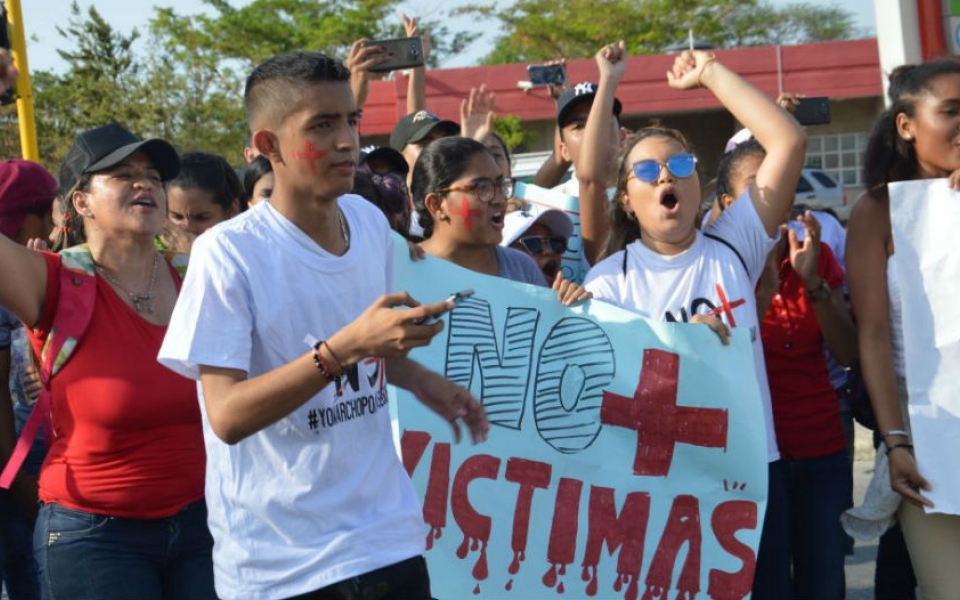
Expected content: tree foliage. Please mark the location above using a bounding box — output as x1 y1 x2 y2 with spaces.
150 0 478 70
25 0 475 170
459 0 864 65
493 114 536 152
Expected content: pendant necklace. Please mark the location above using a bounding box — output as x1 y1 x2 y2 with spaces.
96 252 160 314
338 208 350 251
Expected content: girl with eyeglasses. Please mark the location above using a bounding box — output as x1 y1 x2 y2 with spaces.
584 49 806 599
413 136 590 305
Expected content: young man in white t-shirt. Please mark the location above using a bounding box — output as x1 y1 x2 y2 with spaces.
159 52 488 600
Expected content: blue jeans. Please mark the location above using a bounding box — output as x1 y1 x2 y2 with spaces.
33 500 216 600
784 450 852 599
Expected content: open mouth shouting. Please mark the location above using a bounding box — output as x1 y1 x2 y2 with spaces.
659 186 681 215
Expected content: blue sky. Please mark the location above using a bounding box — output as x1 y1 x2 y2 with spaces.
21 0 878 73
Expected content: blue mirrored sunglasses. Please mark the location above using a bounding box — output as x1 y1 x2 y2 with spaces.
517 235 567 255
631 153 698 183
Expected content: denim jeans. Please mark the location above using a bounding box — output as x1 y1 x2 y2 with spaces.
33 500 216 600
784 450 852 600
285 556 432 600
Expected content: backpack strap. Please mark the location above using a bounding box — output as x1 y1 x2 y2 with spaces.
0 245 97 489
703 232 749 277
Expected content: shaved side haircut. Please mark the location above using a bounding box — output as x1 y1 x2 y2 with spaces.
244 52 351 130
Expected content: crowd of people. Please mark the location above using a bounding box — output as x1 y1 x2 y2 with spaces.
0 18 958 600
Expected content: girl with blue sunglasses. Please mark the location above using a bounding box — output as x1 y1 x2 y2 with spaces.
584 49 806 600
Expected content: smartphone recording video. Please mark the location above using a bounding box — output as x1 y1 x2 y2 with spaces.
361 36 425 73
527 64 567 87
794 96 831 126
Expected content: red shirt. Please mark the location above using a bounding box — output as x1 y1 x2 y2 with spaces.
760 245 847 460
30 252 205 518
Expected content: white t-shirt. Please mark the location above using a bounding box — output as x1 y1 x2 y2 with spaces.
584 194 780 461
158 197 424 600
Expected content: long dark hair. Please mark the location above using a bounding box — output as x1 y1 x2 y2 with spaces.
167 152 246 213
864 59 960 199
603 127 696 259
410 137 491 239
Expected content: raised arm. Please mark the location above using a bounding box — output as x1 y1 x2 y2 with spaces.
846 194 931 506
671 51 806 236
403 14 428 114
789 212 857 366
346 39 389 108
533 74 572 188
0 55 56 325
577 41 626 264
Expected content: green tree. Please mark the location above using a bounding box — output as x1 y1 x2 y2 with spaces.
32 2 147 170
459 0 864 65
493 114 536 152
150 0 478 70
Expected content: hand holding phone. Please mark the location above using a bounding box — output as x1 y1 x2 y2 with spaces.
361 37 425 73
413 289 475 325
527 64 567 87
794 96 831 126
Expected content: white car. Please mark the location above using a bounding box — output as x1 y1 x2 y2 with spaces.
796 168 849 221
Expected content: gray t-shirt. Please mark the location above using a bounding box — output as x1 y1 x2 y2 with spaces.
496 246 547 287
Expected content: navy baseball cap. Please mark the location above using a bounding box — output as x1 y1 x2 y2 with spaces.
556 82 623 128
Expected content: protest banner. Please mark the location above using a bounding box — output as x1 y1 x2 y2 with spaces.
890 179 960 515
514 182 586 284
390 238 768 600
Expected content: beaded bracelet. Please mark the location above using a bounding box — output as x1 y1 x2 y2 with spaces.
312 340 342 395
886 442 914 455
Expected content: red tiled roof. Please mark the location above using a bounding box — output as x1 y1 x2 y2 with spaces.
361 38 882 136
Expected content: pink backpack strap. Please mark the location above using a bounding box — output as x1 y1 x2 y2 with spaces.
0 247 97 489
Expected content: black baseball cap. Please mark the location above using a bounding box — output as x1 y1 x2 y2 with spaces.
556 82 623 129
389 111 460 151
59 122 180 194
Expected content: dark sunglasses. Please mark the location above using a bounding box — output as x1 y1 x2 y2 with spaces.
631 153 698 183
516 235 567 255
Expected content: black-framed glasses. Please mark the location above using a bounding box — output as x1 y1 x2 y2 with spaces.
438 177 515 203
631 153 698 183
517 235 567 255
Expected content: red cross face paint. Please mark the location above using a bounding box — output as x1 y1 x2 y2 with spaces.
292 140 328 174
447 197 485 232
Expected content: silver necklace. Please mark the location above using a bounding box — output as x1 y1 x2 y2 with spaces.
96 253 160 314
338 208 350 250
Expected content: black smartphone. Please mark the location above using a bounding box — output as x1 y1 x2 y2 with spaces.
413 289 475 325
794 96 831 126
527 64 567 87
361 37 424 73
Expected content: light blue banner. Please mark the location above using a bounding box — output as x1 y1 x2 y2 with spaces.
391 238 768 600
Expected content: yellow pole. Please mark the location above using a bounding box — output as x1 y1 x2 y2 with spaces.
5 0 38 161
